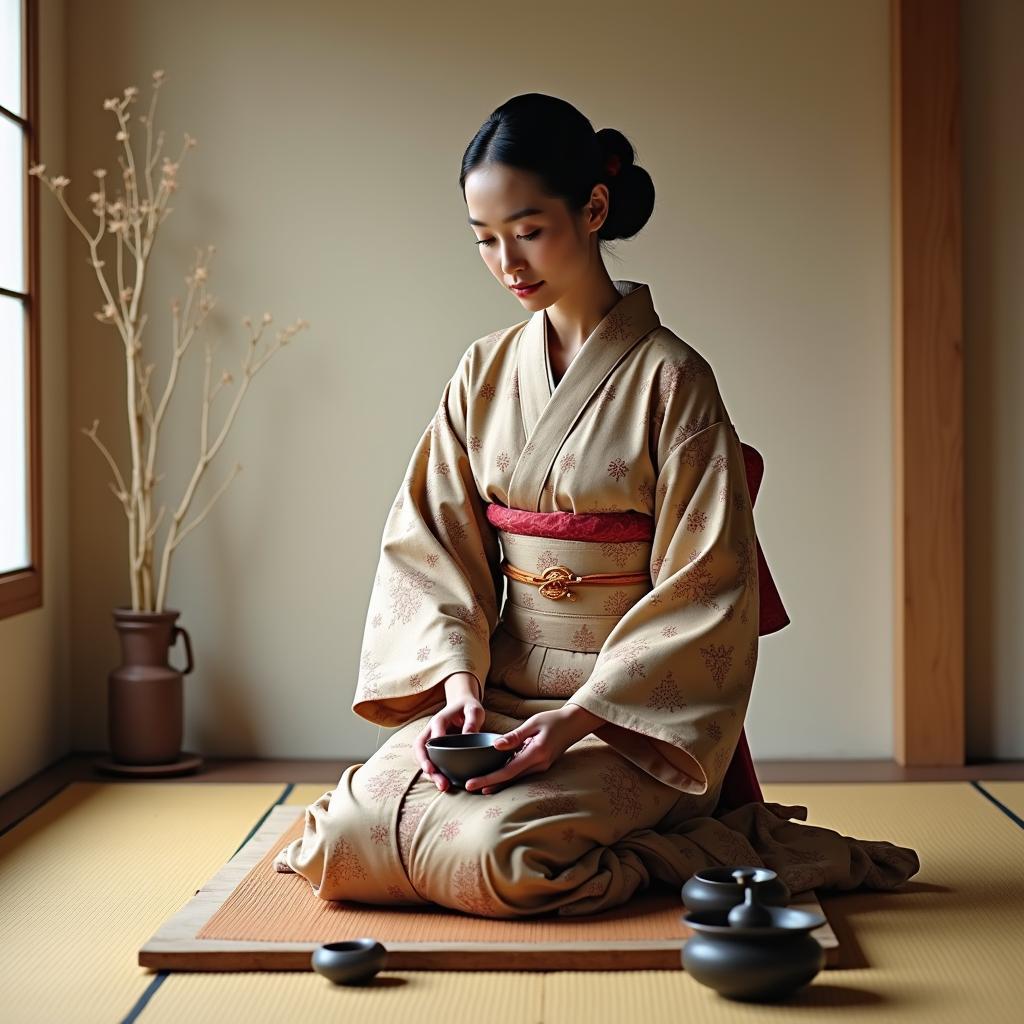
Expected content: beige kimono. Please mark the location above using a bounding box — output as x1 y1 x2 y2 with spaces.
277 280 920 917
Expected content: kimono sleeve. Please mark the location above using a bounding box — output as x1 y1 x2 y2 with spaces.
351 348 504 728
565 412 760 797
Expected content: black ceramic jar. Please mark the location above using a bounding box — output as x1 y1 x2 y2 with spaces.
681 904 826 1001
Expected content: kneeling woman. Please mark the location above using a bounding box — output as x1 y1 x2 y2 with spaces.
276 93 920 917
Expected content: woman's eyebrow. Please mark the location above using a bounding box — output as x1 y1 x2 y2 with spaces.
468 207 544 226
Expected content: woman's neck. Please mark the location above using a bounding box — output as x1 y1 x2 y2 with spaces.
544 271 622 355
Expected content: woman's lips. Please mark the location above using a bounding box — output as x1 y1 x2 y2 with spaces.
511 281 544 296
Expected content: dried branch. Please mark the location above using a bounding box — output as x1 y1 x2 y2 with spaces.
32 69 310 613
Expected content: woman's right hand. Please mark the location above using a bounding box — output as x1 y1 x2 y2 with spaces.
413 672 485 792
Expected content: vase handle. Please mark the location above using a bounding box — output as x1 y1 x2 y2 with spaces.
170 625 195 675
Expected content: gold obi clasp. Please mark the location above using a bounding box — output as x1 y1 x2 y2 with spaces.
536 565 584 602
500 558 650 603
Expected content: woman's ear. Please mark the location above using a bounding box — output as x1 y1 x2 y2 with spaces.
587 183 611 234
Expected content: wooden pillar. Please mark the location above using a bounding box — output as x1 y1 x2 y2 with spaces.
891 0 965 765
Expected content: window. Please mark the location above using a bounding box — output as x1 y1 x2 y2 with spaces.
0 0 41 619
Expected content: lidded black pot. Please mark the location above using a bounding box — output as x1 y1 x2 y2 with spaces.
681 864 791 912
681 868 826 1002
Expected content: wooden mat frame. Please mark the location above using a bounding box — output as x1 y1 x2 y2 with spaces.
139 805 838 971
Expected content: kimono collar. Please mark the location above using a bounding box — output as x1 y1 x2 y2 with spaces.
506 280 662 511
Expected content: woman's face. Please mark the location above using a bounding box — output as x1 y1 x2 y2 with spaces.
464 162 608 308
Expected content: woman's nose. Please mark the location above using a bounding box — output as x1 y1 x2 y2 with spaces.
502 255 527 276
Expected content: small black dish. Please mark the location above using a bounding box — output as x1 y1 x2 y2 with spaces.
311 939 387 985
681 865 790 912
425 731 515 788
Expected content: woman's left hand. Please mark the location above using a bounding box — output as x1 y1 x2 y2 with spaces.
464 704 604 795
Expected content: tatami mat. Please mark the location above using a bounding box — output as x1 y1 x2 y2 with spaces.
0 782 287 1024
978 780 1024 820
1 779 1022 1023
285 782 335 806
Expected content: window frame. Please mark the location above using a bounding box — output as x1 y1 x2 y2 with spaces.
0 0 42 620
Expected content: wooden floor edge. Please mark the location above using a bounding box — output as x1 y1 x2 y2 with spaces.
136 949 685 972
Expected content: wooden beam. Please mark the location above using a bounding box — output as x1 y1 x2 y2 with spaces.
891 0 965 765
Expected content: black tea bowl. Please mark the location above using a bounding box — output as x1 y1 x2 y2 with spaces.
311 939 387 984
681 905 827 1002
425 731 515 788
681 865 791 913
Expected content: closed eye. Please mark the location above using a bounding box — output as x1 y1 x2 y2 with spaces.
477 229 542 248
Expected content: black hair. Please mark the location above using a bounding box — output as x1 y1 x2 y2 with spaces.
459 93 655 249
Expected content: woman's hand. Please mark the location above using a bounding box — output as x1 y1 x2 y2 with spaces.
464 703 604 795
413 672 484 792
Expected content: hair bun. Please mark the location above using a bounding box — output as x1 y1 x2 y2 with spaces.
595 127 635 178
592 125 653 241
